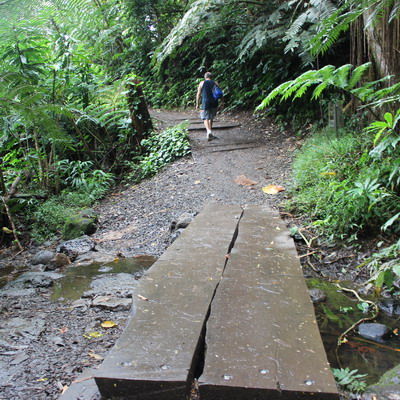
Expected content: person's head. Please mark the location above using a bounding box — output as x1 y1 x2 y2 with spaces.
204 72 213 80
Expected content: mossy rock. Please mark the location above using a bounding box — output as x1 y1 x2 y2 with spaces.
62 210 98 240
364 364 400 399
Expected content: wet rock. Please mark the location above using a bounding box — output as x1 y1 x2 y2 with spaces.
71 299 90 310
0 288 36 297
57 236 96 261
0 315 46 344
363 364 400 400
378 299 400 317
31 250 55 265
74 252 117 267
46 253 71 270
358 323 391 342
309 288 327 303
91 296 132 311
83 273 138 298
4 272 63 290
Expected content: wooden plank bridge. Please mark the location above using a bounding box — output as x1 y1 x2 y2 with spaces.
62 204 338 399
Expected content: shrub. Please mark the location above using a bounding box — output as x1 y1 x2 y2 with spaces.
288 128 400 240
128 122 191 182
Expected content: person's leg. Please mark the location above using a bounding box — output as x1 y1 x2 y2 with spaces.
203 119 211 132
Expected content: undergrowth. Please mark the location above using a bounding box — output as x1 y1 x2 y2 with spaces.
288 128 400 242
127 122 191 182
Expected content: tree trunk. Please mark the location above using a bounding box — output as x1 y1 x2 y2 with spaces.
362 8 400 80
127 80 153 146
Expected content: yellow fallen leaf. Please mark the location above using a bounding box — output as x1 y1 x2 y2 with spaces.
101 320 117 329
2 227 13 234
37 378 48 382
84 331 104 339
262 184 285 194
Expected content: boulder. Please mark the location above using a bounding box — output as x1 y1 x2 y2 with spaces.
363 364 400 400
308 288 327 303
57 236 96 261
62 209 98 240
378 299 400 318
4 272 63 290
31 250 55 266
83 273 138 298
170 212 196 231
358 323 391 342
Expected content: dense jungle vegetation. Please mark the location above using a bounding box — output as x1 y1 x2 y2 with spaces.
0 0 399 291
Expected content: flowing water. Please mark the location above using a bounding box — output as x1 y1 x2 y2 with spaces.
308 278 400 384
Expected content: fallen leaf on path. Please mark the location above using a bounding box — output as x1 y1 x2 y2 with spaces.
101 320 117 329
262 184 285 194
234 175 257 186
83 331 104 339
88 351 104 361
58 326 68 334
137 294 148 301
194 180 201 185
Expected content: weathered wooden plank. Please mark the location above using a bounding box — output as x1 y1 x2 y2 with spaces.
94 204 243 400
198 205 338 399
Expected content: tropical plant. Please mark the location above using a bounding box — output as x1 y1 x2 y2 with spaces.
128 122 191 181
332 367 368 393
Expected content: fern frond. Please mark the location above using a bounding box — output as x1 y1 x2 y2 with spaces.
334 64 352 89
156 0 225 63
347 63 372 89
312 82 328 99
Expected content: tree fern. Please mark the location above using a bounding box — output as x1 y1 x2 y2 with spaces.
257 62 373 109
309 0 400 56
156 0 227 63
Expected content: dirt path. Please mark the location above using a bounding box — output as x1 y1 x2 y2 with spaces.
92 109 295 257
0 109 296 400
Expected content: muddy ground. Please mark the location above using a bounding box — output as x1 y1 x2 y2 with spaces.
0 109 375 399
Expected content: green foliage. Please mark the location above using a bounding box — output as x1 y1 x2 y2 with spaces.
257 63 373 110
289 129 400 240
128 123 191 181
31 190 95 243
362 239 400 291
57 160 114 198
309 0 400 56
332 367 368 393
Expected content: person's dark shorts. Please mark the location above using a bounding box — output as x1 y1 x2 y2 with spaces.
200 108 217 120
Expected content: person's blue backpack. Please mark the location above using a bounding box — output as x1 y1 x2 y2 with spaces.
213 85 223 100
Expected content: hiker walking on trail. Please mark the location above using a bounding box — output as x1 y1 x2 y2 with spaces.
196 72 221 141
